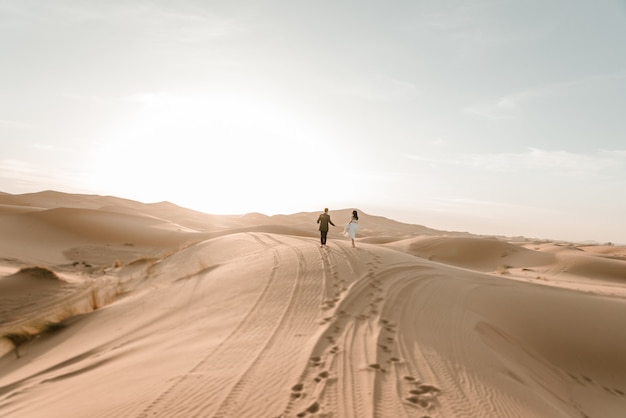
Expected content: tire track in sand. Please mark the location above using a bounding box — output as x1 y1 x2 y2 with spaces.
135 233 284 417
135 233 323 418
210 234 323 418
284 244 447 418
284 247 395 418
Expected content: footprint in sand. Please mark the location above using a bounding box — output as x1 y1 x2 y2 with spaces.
581 375 593 384
410 387 439 396
314 371 330 382
405 382 441 409
310 356 323 367
307 402 320 413
291 383 305 398
406 395 432 408
296 401 320 417
601 385 610 393
570 372 625 397
377 344 392 353
368 363 386 372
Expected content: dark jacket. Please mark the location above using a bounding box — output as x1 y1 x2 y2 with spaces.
317 213 335 231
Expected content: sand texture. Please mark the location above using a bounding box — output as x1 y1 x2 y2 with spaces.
1 191 626 417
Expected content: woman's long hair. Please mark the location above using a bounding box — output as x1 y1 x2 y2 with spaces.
352 210 358 221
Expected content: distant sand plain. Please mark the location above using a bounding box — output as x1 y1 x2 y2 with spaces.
1 191 626 418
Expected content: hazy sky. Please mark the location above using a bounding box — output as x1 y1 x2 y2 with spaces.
2 0 626 243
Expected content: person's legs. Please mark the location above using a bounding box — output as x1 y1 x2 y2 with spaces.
321 231 328 246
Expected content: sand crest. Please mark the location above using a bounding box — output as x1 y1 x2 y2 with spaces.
1 191 626 417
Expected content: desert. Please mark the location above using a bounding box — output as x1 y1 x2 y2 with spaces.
1 190 625 418
3 1 626 416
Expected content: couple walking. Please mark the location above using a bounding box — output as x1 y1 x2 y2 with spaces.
316 208 359 248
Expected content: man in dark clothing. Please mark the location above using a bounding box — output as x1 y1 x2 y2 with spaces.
317 208 335 247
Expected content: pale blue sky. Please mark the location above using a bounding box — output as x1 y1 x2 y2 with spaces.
1 0 625 243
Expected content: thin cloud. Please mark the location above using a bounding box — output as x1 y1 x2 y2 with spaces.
119 92 170 106
430 138 448 147
31 143 54 151
465 72 626 120
336 73 418 102
150 9 246 43
403 2 559 58
0 159 34 175
464 90 541 120
602 149 626 158
0 159 86 193
407 148 626 177
0 119 32 130
1 1 245 44
0 159 43 190
419 195 560 217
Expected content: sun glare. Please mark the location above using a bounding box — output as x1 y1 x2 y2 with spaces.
86 92 351 214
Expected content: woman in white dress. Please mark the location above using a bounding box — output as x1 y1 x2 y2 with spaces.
344 210 359 248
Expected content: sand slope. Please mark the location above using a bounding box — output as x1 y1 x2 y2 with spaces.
1 191 626 417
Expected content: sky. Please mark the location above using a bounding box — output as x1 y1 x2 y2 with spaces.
1 0 626 244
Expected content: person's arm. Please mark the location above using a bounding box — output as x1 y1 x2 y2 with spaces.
330 218 335 226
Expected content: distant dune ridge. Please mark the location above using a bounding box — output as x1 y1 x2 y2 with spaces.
1 191 626 417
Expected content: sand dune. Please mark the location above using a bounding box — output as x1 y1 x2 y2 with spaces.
1 191 626 417
385 236 557 272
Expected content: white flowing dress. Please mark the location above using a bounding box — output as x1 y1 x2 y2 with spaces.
345 219 359 239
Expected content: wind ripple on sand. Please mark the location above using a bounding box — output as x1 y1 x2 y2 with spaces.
282 244 626 418
134 233 336 418
3 233 626 418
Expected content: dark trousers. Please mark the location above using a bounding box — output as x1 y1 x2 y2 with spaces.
320 230 328 245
